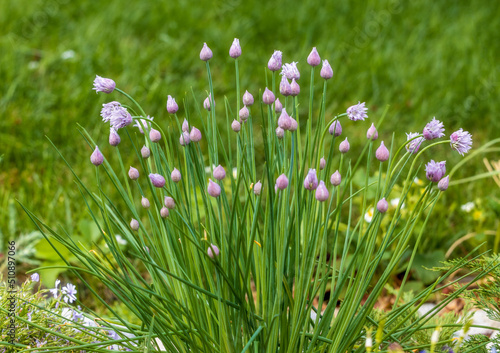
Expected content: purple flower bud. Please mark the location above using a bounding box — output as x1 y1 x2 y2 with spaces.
320 60 333 80
339 137 350 153
304 169 319 190
200 42 213 61
231 119 241 132
207 243 220 258
129 166 140 180
329 120 342 136
450 128 472 156
166 95 179 114
278 109 292 130
276 174 289 190
141 196 150 209
149 173 165 188
377 198 389 213
406 132 424 154
281 62 300 80
239 106 250 121
204 94 214 111
375 141 390 162
182 119 189 132
243 90 254 106
367 123 378 140
254 180 262 195
315 181 329 202
109 128 121 146
423 117 445 140
319 157 326 170
130 219 139 231
90 146 104 166
347 102 368 121
425 160 446 182
307 47 321 67
164 196 175 209
290 79 300 96
213 165 226 180
190 127 202 142
330 170 341 186
207 179 221 197
30 273 39 282
263 88 275 105
141 145 150 158
276 127 284 139
229 38 241 58
150 128 161 142
171 168 182 183
289 117 298 131
93 75 115 94
280 75 292 96
275 98 283 113
179 131 191 146
160 207 169 218
268 50 282 71
438 175 449 191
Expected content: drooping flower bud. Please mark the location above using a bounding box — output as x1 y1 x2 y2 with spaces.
239 106 250 121
160 207 169 218
243 90 254 106
279 75 292 96
278 109 292 130
149 173 166 188
150 128 161 142
330 170 341 186
377 198 389 213
166 95 179 114
290 79 300 96
275 98 283 113
438 175 449 191
130 219 139 231
303 169 318 190
207 244 220 258
141 146 150 159
231 119 241 132
93 75 116 94
268 50 282 71
307 47 321 67
190 127 202 142
207 179 221 198
315 181 329 202
200 42 213 61
171 168 182 183
141 196 150 209
203 94 214 111
276 127 284 139
213 165 226 180
366 123 378 140
329 120 342 136
229 38 241 58
109 128 121 146
339 137 350 153
254 180 262 195
90 146 104 166
182 119 189 132
319 157 326 170
128 166 139 180
164 196 175 209
376 141 390 162
289 117 298 131
276 174 289 190
179 131 190 146
263 88 275 105
320 60 333 80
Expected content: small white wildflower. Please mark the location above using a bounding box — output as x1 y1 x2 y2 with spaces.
61 50 76 60
115 235 127 245
232 167 238 179
461 202 475 213
364 207 374 223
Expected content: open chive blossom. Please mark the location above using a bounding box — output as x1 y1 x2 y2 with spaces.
268 50 282 71
92 75 115 94
90 146 104 166
307 47 321 67
425 160 446 182
100 101 132 129
281 62 300 80
304 169 319 190
200 42 213 61
450 128 472 156
423 117 445 140
347 102 368 121
315 181 329 202
405 132 424 154
134 116 154 134
329 120 342 136
166 95 178 114
149 173 166 188
320 59 333 80
229 38 241 58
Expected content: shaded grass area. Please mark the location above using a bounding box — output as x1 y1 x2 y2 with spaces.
1 0 499 252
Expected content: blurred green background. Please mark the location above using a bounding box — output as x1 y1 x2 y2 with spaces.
1 0 499 282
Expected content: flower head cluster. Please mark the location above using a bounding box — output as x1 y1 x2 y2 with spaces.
425 160 446 182
100 101 132 129
423 117 445 140
450 128 472 156
280 62 300 80
347 102 368 121
405 132 424 154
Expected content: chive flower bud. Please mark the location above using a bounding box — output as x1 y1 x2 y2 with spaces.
141 146 150 159
179 131 190 146
377 198 389 213
231 119 241 132
128 167 139 180
166 95 178 114
164 196 175 209
160 207 169 218
207 179 221 197
190 127 202 142
376 141 390 161
171 168 182 183
263 88 275 105
329 120 342 136
141 196 150 209
149 128 161 142
182 119 189 132
239 106 250 121
276 127 284 139
207 244 220 258
438 175 449 191
278 109 292 130
280 76 292 96
367 123 378 140
268 50 282 71
200 42 213 61
303 169 318 190
307 47 321 67
339 137 350 153
425 160 446 182
213 165 226 180
149 173 165 188
290 79 300 96
275 98 283 113
276 174 289 190
243 90 254 106
90 146 104 166
254 180 262 195
331 170 341 186
319 157 326 170
130 219 139 231
93 75 115 94
109 128 121 146
315 181 329 202
204 94 214 111
229 38 241 58
320 60 333 80
289 117 298 131
423 117 445 140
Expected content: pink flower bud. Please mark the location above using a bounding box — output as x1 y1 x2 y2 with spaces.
141 146 150 159
171 168 181 183
263 88 275 105
276 174 289 190
149 173 165 188
330 170 341 186
278 109 292 130
275 98 283 113
375 141 389 162
130 219 139 231
339 137 350 153
93 75 115 94
179 131 190 146
438 175 449 191
141 196 150 209
128 167 139 180
253 180 262 195
290 79 300 96
90 146 104 166
166 95 178 114
377 198 389 213
280 75 292 96
150 128 161 142
307 47 321 67
239 106 250 121
276 127 284 139
367 123 378 140
229 38 241 58
200 42 213 61
268 50 282 71
213 165 226 180
243 90 254 106
160 207 169 218
319 157 326 170
109 128 121 146
289 117 298 131
329 120 342 136
207 179 221 197
320 60 333 80
304 169 318 190
207 243 220 258
182 119 189 132
164 196 175 209
315 180 329 202
190 127 202 142
231 119 241 132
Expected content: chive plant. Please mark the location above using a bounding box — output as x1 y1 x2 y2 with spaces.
22 39 493 353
